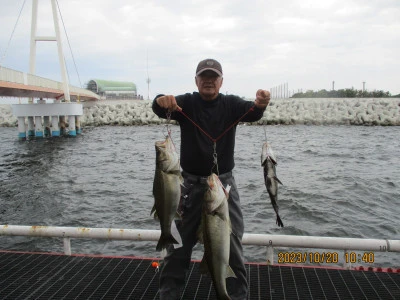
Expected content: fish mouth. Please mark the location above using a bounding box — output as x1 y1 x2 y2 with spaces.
207 177 215 189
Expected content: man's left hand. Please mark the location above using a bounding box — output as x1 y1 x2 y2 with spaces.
254 89 270 109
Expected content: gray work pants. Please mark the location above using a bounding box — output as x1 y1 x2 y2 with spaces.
159 171 248 300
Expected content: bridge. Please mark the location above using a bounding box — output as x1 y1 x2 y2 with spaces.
0 66 99 101
1 0 100 139
0 64 99 138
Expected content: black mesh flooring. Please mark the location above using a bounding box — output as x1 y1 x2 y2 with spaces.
1 251 399 299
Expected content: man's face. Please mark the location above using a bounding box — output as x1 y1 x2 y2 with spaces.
195 70 223 101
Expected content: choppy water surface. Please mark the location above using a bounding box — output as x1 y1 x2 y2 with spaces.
0 125 399 267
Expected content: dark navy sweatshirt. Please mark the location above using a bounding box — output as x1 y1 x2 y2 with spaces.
152 92 265 176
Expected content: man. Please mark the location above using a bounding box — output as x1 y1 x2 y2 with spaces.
152 58 270 299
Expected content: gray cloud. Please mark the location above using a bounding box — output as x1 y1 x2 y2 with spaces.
1 0 399 98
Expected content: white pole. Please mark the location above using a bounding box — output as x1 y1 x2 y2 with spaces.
28 0 38 105
51 0 70 102
266 246 273 265
63 237 71 255
1 225 399 252
29 0 38 81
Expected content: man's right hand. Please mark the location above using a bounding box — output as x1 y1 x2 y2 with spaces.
156 95 182 112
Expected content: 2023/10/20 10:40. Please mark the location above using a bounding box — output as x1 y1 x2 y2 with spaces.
345 252 375 264
277 252 375 264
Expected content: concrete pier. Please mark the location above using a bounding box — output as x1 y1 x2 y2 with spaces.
12 102 83 138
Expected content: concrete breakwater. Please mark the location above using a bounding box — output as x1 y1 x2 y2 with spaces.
1 98 399 127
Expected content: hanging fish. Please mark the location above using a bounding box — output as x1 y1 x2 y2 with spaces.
198 173 236 300
152 135 183 251
261 141 284 227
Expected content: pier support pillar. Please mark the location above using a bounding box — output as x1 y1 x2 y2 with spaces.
12 103 83 139
68 115 76 136
27 116 35 137
59 116 66 135
43 116 51 137
75 116 81 134
17 117 26 140
51 116 60 136
35 116 43 138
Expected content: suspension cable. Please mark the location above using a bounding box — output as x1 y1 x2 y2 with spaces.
0 0 27 66
56 0 82 88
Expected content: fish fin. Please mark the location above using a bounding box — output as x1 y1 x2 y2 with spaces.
150 206 159 220
171 221 183 249
261 158 267 167
208 200 222 212
226 265 237 278
274 176 283 185
269 156 277 165
276 214 284 227
156 233 178 251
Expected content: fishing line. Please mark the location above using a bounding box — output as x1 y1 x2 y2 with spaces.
177 105 256 175
177 106 255 143
212 142 219 176
162 110 179 152
165 111 172 137
263 125 268 142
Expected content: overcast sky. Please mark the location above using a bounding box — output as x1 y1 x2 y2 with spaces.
1 0 399 99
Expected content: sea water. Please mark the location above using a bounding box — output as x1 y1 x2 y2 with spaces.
0 124 399 268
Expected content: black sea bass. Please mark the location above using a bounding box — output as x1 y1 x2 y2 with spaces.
152 135 183 251
199 173 236 300
261 141 284 227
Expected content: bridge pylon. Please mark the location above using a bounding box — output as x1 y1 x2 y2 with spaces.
12 0 83 139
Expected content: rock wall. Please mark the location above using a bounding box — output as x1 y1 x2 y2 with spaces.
1 98 399 127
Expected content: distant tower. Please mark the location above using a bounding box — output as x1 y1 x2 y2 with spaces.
363 81 366 92
146 51 151 100
332 81 335 91
146 77 151 100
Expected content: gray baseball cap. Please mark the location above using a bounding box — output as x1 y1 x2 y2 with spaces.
196 58 223 76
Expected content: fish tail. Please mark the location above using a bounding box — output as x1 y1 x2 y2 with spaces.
156 233 179 251
276 214 284 227
274 176 283 185
218 294 231 300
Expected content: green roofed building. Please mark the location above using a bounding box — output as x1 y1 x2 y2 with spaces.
86 79 140 100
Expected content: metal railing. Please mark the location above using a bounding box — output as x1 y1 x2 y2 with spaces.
0 66 98 100
1 224 399 269
0 66 25 84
